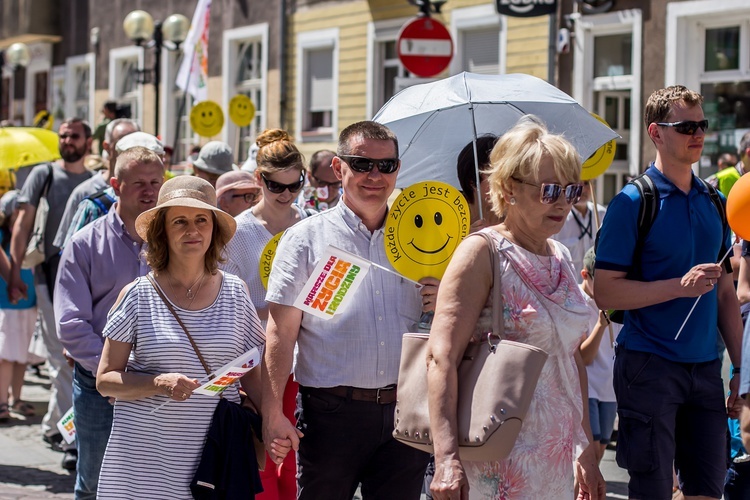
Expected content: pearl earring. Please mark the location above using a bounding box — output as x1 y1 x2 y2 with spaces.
509 197 516 205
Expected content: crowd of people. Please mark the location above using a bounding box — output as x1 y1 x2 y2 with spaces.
0 82 747 500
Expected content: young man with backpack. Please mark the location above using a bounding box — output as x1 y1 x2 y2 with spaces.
594 85 744 500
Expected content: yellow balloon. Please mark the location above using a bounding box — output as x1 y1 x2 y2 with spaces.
259 232 283 289
385 181 470 281
229 95 256 128
33 110 54 130
190 101 224 137
581 113 616 181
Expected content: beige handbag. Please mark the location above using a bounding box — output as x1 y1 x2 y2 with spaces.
393 232 549 462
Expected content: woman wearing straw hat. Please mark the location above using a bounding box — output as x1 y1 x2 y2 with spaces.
95 176 266 499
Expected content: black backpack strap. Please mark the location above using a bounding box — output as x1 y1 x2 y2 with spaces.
628 172 658 280
85 188 116 215
696 177 731 273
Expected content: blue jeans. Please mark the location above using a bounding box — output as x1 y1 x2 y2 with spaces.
73 363 113 500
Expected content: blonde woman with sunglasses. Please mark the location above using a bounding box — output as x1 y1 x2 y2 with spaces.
223 128 310 500
426 115 605 499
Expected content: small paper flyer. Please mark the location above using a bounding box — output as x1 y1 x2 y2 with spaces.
293 245 371 320
56 406 76 444
193 348 260 397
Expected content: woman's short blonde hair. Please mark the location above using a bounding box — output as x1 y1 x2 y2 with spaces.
485 115 581 217
255 128 305 176
145 208 230 275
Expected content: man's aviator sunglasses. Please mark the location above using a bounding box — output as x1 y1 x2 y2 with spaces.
260 173 305 194
511 177 584 205
656 119 709 136
339 155 400 174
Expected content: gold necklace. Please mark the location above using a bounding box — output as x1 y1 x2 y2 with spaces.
166 272 205 309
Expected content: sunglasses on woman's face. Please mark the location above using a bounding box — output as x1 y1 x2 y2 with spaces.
655 119 709 136
338 155 400 174
511 177 584 205
260 173 305 194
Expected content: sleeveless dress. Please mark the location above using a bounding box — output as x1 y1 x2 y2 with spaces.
97 272 265 500
465 230 590 499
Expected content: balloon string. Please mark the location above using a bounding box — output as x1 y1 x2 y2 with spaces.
674 244 733 340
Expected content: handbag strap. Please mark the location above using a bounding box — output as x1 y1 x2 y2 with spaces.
471 231 504 340
146 273 213 376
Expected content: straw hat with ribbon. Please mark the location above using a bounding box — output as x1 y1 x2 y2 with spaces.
135 176 236 242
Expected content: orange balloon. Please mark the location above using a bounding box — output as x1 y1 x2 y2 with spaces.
726 172 750 240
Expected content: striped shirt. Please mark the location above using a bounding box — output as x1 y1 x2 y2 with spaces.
97 272 264 500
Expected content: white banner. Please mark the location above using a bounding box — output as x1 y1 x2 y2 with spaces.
293 245 371 320
176 0 211 102
193 348 260 397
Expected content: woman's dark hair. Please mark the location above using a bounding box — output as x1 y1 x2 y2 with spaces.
456 135 498 204
145 208 229 275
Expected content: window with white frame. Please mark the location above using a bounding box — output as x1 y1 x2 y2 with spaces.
223 24 268 161
65 54 95 123
573 9 642 205
667 1 750 176
367 19 413 118
450 5 504 76
109 47 143 126
296 29 338 142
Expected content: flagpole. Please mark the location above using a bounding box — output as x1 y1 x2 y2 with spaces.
172 52 196 164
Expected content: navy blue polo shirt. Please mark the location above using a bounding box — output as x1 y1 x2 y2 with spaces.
595 164 730 362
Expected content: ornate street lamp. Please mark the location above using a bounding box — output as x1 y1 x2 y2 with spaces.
0 43 31 122
123 10 189 133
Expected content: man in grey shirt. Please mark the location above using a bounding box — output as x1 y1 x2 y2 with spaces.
262 121 437 498
8 117 94 470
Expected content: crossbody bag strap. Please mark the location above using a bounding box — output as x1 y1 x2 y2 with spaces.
471 230 504 339
146 273 212 376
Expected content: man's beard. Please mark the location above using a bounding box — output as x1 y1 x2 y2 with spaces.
59 144 86 163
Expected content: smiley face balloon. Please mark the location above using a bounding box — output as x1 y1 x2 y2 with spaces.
385 181 470 281
229 95 256 128
190 101 224 137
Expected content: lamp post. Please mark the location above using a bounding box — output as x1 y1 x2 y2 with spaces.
0 43 31 122
123 10 189 134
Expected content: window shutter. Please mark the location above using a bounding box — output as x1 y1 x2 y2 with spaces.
308 48 334 112
462 28 500 75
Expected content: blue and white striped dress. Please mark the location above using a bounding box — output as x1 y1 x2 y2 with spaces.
97 272 265 500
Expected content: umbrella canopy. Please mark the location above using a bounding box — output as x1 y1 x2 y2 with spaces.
0 127 60 171
373 72 619 189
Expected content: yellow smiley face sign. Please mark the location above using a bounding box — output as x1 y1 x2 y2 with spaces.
385 181 470 281
259 232 283 290
229 95 256 128
581 113 616 181
190 101 224 137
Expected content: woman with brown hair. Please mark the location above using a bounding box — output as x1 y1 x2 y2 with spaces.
96 176 265 499
223 129 310 500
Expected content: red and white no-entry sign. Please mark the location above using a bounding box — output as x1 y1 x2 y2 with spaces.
397 17 454 78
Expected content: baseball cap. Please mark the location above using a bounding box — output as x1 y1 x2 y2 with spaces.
115 132 165 155
193 141 236 176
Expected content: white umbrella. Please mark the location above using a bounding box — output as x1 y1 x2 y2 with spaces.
373 72 619 191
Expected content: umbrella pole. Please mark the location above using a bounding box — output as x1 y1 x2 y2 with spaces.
588 180 614 347
469 105 483 220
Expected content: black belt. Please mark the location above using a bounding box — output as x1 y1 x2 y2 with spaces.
304 385 397 404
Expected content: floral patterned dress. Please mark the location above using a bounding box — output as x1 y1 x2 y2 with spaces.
465 230 590 499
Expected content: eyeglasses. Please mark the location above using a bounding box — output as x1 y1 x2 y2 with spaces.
230 192 259 204
511 177 584 205
339 155 400 174
311 174 342 189
260 173 305 194
655 119 709 136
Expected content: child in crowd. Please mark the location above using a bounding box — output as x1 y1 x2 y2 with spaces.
579 246 620 463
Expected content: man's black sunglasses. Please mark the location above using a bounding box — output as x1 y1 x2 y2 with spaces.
339 155 400 174
656 119 709 136
260 173 305 194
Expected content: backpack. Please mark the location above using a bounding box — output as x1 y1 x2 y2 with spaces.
86 188 116 216
598 171 729 323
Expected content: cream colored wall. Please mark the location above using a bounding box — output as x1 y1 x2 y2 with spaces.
288 0 549 157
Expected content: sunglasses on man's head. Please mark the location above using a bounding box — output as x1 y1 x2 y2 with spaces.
338 155 400 174
260 173 305 194
511 177 584 205
656 119 709 136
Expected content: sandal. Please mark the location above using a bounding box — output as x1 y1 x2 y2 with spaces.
11 400 35 417
0 403 9 422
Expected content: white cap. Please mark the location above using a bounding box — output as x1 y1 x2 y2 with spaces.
115 132 165 155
